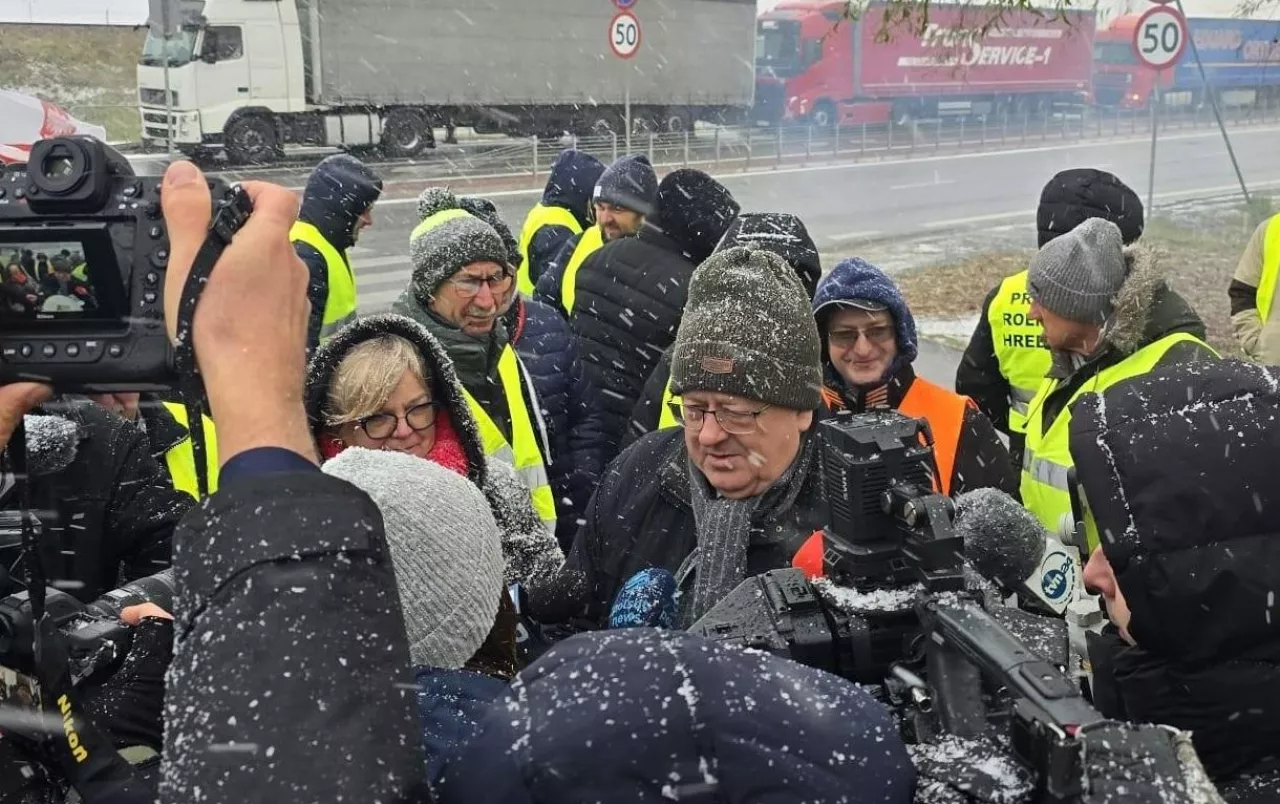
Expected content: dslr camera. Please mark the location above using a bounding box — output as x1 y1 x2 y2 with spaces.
0 136 249 390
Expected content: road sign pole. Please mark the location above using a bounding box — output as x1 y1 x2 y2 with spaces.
1172 0 1249 203
1147 77 1160 214
161 0 174 158
625 80 632 152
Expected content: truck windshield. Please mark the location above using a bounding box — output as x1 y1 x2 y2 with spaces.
139 27 199 67
757 20 802 77
1093 41 1138 65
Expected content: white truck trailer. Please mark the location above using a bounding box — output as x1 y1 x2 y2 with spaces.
136 0 757 163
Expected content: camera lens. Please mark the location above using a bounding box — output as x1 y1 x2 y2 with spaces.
42 155 76 181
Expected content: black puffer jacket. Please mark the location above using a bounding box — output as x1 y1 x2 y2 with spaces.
294 154 382 354
557 173 739 459
562 428 823 627
507 296 605 551
6 399 191 603
1070 359 1280 792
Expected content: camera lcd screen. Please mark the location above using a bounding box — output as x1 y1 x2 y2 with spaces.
0 228 125 328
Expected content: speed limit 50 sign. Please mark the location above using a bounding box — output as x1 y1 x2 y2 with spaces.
1132 5 1188 70
609 11 642 59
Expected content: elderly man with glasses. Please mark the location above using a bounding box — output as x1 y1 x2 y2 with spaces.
562 246 831 628
392 188 558 533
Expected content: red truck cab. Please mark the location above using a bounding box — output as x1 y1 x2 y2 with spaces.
1093 15 1165 109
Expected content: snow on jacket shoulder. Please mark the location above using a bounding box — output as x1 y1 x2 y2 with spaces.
161 469 427 804
415 666 507 789
509 297 605 550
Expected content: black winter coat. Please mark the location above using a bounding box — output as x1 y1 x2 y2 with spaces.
563 428 824 627
508 296 605 550
956 284 1021 446
1070 359 1280 788
526 149 602 286
540 225 699 461
293 155 382 355
160 469 427 803
11 399 191 603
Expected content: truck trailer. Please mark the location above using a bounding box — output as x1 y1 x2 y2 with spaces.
137 0 756 163
1093 14 1280 110
754 1 1095 126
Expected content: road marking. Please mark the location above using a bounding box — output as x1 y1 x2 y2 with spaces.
825 230 884 243
365 123 1280 205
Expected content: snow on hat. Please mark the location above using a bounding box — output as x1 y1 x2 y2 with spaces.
434 628 917 802
1028 217 1127 325
1037 168 1144 248
593 154 658 217
813 257 919 371
670 245 822 410
715 212 822 299
653 169 740 266
410 188 512 301
322 447 503 670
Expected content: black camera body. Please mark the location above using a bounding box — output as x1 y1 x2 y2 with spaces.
0 136 248 391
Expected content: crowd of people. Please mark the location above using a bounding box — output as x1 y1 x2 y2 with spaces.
0 146 1276 804
0 248 97 314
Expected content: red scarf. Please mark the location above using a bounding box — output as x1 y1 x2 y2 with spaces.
319 410 471 478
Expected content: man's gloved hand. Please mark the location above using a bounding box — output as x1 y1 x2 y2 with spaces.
80 613 173 754
1077 721 1225 804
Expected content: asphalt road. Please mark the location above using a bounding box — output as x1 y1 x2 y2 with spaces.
342 123 1280 313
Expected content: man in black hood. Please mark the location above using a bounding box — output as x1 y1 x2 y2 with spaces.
557 168 739 461
516 148 604 294
957 168 1148 467
290 153 383 354
1072 359 1280 802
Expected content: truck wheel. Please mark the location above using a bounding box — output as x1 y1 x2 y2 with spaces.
810 101 837 129
382 109 433 158
224 114 280 164
661 108 692 134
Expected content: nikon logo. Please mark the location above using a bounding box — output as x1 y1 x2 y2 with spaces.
58 694 89 763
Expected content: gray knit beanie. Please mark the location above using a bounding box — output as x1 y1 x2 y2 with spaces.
410 188 512 300
322 447 504 670
670 245 822 410
1027 217 1127 325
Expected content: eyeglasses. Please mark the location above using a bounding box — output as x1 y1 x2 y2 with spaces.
828 324 895 349
355 401 441 440
446 273 513 298
668 401 771 435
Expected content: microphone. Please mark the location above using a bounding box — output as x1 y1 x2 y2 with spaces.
953 488 1083 617
608 568 677 629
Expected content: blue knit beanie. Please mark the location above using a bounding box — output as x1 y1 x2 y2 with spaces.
813 258 918 378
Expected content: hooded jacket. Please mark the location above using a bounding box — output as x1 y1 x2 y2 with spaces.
1 399 192 603
1070 359 1280 791
1036 247 1215 433
505 295 605 551
559 427 825 628
537 174 739 459
294 154 383 354
526 150 605 286
434 628 915 804
305 314 563 589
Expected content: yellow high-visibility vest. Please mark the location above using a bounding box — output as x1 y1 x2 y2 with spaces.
290 221 357 341
71 263 88 282
160 402 219 500
988 271 1053 434
517 204 582 297
1020 332 1215 551
461 345 557 532
560 226 604 315
410 207 472 244
1256 214 1280 322
658 377 681 430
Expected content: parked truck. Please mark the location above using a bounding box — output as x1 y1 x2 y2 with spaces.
1093 14 1280 110
754 0 1095 126
136 0 756 163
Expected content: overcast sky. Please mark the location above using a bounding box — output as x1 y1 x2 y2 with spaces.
0 0 1267 26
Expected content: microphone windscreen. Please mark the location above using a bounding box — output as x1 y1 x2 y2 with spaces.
954 488 1045 586
23 414 79 476
608 567 677 630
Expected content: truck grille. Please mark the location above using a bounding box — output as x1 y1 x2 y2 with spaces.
139 88 178 106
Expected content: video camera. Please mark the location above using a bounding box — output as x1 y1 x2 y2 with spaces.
0 136 250 391
694 412 1194 802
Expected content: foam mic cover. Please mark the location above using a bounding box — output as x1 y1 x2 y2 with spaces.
608 568 677 630
954 488 1046 589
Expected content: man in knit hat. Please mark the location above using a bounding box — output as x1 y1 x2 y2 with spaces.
534 153 658 314
957 169 1178 468
561 245 826 627
1019 217 1217 546
321 448 517 785
393 188 559 534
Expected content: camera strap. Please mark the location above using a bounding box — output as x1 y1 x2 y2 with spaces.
169 186 253 501
8 418 44 622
